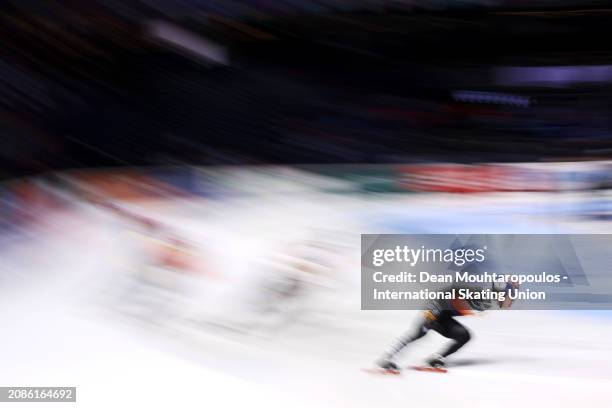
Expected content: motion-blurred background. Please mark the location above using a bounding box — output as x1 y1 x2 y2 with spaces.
2 1 612 407
4 0 612 173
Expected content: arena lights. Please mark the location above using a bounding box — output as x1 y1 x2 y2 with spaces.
452 90 532 107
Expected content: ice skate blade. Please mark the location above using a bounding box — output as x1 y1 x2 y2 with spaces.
410 366 448 373
362 367 401 376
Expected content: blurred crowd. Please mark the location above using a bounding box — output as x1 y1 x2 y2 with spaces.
3 1 612 180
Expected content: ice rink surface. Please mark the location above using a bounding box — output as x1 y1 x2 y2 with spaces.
1 192 612 408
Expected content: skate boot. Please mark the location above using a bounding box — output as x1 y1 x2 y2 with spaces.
425 354 446 369
372 358 400 374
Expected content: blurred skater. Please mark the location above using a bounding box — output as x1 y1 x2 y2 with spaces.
376 281 518 372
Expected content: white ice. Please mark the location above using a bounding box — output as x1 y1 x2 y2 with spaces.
1 193 611 408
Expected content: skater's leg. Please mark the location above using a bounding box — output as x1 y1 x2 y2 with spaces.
384 322 428 360
431 317 471 358
375 310 438 370
376 322 428 371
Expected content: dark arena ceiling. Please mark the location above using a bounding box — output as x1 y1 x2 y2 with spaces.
3 1 612 179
